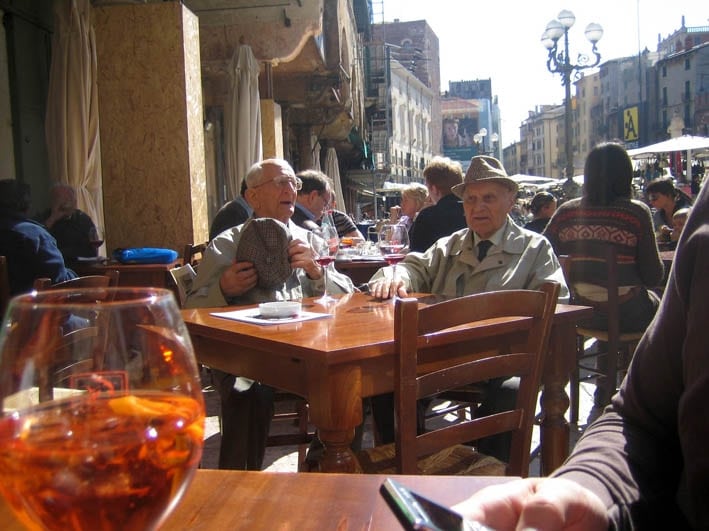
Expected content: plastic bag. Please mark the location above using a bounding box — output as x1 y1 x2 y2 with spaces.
112 247 179 264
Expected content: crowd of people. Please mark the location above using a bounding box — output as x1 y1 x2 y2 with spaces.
1 180 102 296
3 139 706 527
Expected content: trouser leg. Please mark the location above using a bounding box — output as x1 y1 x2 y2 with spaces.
371 393 430 445
475 377 519 462
212 369 275 470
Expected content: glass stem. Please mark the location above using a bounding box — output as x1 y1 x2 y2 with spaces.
323 264 328 298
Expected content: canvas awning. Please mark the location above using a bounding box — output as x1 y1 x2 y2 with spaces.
627 135 709 184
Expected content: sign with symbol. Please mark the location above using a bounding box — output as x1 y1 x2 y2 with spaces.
624 106 639 142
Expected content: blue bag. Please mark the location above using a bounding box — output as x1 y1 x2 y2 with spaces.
112 247 179 264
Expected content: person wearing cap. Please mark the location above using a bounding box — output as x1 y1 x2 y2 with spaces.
408 156 467 252
452 166 709 531
523 191 557 233
368 155 567 301
367 155 568 460
185 158 354 470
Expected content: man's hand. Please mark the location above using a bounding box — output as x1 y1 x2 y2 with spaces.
288 238 322 279
452 478 608 531
368 278 408 300
219 260 258 297
45 201 75 228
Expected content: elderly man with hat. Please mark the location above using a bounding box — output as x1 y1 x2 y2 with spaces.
186 158 354 471
367 155 568 459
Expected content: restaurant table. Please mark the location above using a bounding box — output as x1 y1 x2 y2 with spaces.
182 292 592 475
73 259 181 294
0 469 515 530
334 257 387 286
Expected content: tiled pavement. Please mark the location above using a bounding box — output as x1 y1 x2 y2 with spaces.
199 372 601 475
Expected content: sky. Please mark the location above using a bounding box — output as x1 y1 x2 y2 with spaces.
378 1 709 146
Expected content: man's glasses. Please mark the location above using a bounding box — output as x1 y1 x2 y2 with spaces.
253 175 303 191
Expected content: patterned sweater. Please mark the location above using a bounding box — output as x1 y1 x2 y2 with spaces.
543 197 664 290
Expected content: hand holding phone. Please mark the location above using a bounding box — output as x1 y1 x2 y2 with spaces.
380 478 494 531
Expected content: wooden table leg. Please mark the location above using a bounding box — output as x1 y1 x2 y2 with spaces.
307 364 363 473
540 322 575 475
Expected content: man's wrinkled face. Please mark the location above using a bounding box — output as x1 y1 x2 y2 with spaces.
247 162 298 223
461 181 516 239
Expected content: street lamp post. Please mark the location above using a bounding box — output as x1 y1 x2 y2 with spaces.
474 128 500 156
473 128 487 155
542 10 603 181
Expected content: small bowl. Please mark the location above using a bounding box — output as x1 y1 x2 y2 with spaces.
258 301 302 318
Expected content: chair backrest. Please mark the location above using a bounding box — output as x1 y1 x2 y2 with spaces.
0 256 10 318
169 264 197 307
558 242 622 340
393 281 560 476
183 242 208 269
33 270 120 291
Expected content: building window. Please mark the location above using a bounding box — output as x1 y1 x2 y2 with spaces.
662 65 667 77
662 86 668 106
685 58 690 70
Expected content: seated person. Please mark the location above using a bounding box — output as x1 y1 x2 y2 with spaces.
389 182 429 232
209 180 253 240
669 206 690 248
544 142 663 335
292 169 363 240
0 179 77 295
523 191 557 233
36 183 99 265
645 176 691 244
408 156 467 252
453 173 709 530
185 159 354 470
367 156 568 461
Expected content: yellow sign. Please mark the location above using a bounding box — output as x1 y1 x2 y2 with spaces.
624 106 639 142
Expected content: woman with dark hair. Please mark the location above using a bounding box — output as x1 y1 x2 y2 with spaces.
645 175 691 244
523 191 557 233
543 142 664 333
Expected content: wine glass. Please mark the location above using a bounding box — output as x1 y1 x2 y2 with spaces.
0 287 205 531
88 226 104 253
310 224 339 305
378 223 410 291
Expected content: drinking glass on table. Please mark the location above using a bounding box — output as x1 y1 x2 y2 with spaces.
88 225 104 250
311 224 340 305
377 223 409 289
0 287 205 531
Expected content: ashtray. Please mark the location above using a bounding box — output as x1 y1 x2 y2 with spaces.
258 301 302 318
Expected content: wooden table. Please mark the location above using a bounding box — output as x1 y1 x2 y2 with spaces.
182 293 592 475
74 259 181 293
0 469 514 530
334 257 387 285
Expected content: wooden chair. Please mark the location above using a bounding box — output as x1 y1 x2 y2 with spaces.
357 282 560 477
0 256 10 318
559 245 645 423
33 270 120 290
169 264 197 307
183 242 208 269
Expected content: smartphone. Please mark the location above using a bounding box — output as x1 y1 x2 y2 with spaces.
380 478 494 531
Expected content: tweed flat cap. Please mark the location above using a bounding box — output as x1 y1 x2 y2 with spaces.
236 218 292 289
451 155 518 198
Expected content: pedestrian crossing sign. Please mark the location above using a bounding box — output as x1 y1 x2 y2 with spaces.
624 106 639 142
